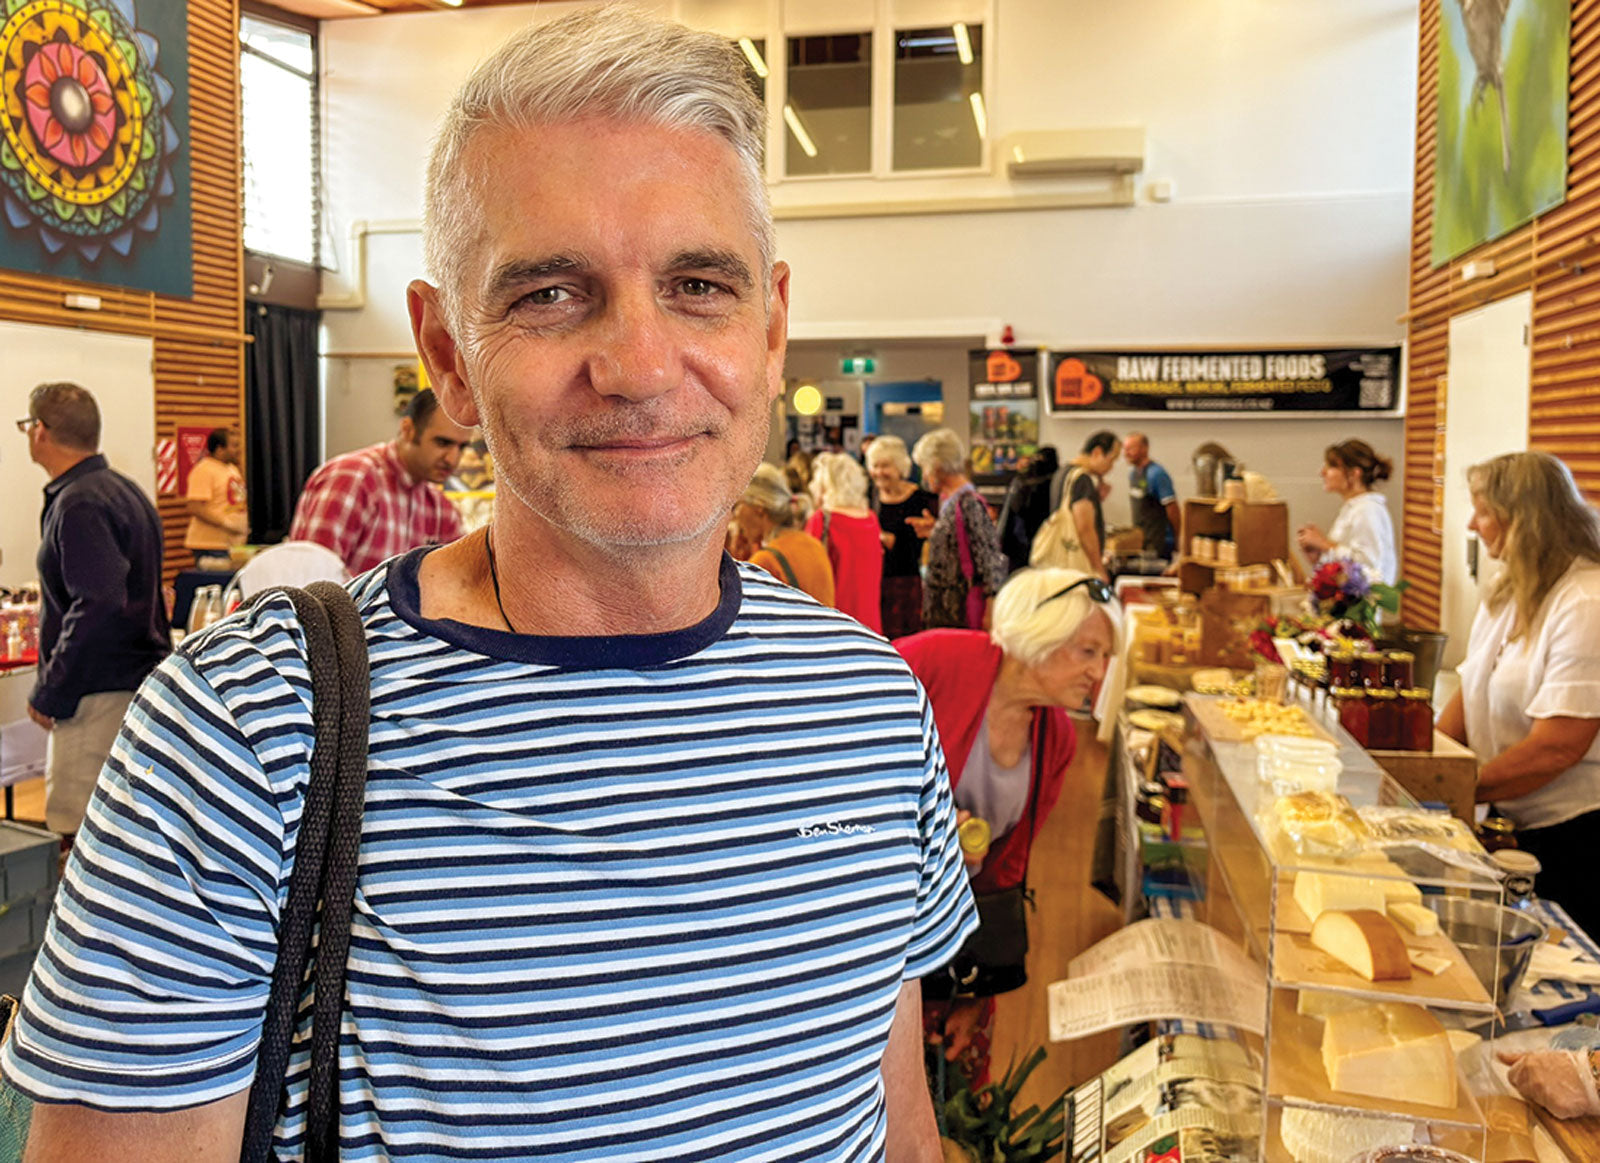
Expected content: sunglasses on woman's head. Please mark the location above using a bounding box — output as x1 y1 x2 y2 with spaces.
1038 576 1113 607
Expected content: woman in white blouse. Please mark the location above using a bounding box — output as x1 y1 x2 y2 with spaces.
1296 439 1398 584
1438 451 1600 936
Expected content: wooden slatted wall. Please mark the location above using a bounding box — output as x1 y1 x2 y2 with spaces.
1405 0 1600 627
0 0 244 584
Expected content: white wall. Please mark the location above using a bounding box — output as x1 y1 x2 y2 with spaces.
318 0 1418 541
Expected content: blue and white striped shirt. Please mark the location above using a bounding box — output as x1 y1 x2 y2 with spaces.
2 551 976 1160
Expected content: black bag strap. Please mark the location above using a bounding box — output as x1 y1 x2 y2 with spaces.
241 581 370 1163
765 546 799 587
1014 711 1050 901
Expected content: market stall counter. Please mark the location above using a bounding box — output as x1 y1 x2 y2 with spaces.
1101 691 1600 1161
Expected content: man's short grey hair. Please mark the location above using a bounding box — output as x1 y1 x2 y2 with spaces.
423 4 773 328
991 567 1123 667
912 428 966 478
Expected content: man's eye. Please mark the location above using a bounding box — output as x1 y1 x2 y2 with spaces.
520 287 570 307
681 278 722 297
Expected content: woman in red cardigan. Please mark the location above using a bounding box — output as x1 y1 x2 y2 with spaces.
896 567 1119 1089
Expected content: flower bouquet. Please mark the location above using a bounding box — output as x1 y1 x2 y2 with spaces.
1308 560 1407 640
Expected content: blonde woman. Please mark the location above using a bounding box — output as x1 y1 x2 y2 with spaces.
868 436 937 639
911 428 1008 630
731 463 834 606
1438 451 1600 936
806 452 884 632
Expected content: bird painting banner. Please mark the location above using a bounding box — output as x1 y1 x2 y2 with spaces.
1432 0 1570 267
0 0 192 297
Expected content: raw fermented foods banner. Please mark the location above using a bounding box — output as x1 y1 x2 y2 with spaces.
1046 348 1402 415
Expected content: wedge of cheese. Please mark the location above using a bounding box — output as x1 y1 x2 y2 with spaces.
1321 1002 1457 1109
1278 1106 1414 1163
1389 901 1440 936
1296 989 1365 1020
1311 908 1413 981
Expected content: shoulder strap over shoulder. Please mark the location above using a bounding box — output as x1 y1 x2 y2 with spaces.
241 581 370 1163
764 546 799 587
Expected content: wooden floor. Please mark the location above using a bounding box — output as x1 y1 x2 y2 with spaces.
989 723 1126 1112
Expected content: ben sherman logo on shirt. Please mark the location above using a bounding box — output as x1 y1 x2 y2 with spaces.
797 821 876 838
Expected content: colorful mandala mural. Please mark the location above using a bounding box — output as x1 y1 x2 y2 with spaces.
0 0 190 295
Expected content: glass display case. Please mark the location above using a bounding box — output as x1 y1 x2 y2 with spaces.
1180 693 1509 1162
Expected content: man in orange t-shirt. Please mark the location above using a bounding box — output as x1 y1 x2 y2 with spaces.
183 427 247 563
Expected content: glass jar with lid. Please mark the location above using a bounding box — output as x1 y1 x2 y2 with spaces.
1399 688 1432 751
1356 651 1386 688
1327 650 1358 689
1382 651 1415 690
1331 687 1369 747
1366 688 1400 749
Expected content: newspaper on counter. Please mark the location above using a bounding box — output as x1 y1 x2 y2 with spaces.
1066 1032 1262 1163
1048 919 1268 1042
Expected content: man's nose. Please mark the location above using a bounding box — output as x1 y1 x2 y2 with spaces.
589 288 680 401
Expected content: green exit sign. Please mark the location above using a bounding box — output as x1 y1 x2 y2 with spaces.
841 356 876 375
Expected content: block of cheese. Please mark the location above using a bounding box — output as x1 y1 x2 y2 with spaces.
1311 909 1413 981
1408 949 1452 976
1278 1106 1414 1163
1296 989 1366 1020
1446 1028 1482 1055
1293 870 1387 922
1389 901 1440 936
1321 1002 1458 1109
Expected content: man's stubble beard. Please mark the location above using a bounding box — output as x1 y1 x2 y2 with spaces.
475 391 772 552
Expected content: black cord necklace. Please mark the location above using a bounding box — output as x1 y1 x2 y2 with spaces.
483 527 517 633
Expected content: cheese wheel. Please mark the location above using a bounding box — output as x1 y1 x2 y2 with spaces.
1311 909 1412 981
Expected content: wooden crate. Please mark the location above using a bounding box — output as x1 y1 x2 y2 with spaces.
1178 499 1291 595
1368 730 1479 823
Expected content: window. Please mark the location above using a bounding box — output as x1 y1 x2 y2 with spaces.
240 14 317 265
893 23 984 171
785 33 872 177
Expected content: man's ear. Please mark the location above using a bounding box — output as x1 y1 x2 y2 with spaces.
408 279 481 427
763 261 792 405
398 416 417 447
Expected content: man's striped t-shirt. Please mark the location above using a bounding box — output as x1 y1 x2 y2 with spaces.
1 550 977 1160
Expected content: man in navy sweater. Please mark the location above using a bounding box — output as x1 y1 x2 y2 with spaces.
22 382 168 838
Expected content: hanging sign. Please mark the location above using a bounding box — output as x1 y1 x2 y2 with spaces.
968 349 1042 474
1045 348 1402 415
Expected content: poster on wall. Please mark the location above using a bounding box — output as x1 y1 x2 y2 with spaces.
968 348 1040 474
1431 0 1570 267
1044 348 1403 415
0 0 193 296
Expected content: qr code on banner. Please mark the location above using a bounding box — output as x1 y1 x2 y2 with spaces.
1359 378 1393 409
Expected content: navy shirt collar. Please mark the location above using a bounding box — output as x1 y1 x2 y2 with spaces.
384 545 742 669
43 453 107 500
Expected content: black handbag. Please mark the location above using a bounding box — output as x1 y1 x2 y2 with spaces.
928 719 1048 1000
240 581 371 1163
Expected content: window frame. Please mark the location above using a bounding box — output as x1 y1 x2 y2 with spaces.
239 3 321 269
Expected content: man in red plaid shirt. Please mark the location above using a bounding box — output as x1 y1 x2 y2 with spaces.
290 389 473 575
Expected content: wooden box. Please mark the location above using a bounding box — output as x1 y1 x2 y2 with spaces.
1369 730 1479 824
1178 499 1290 594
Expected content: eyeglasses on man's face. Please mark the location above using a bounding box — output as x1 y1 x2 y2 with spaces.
1038 576 1113 608
14 417 42 434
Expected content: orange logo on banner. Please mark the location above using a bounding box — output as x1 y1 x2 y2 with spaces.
1053 358 1104 407
985 350 1023 383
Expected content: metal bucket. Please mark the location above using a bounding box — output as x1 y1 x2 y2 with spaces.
1403 629 1449 694
1427 897 1545 1004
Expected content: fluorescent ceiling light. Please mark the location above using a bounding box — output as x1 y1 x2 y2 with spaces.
783 104 818 159
969 92 987 139
738 37 768 79
953 22 973 65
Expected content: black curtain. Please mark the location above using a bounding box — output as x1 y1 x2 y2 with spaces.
245 303 319 544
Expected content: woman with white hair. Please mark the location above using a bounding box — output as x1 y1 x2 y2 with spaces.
868 436 937 639
896 567 1118 1088
910 428 1008 630
805 452 884 632
731 463 834 606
